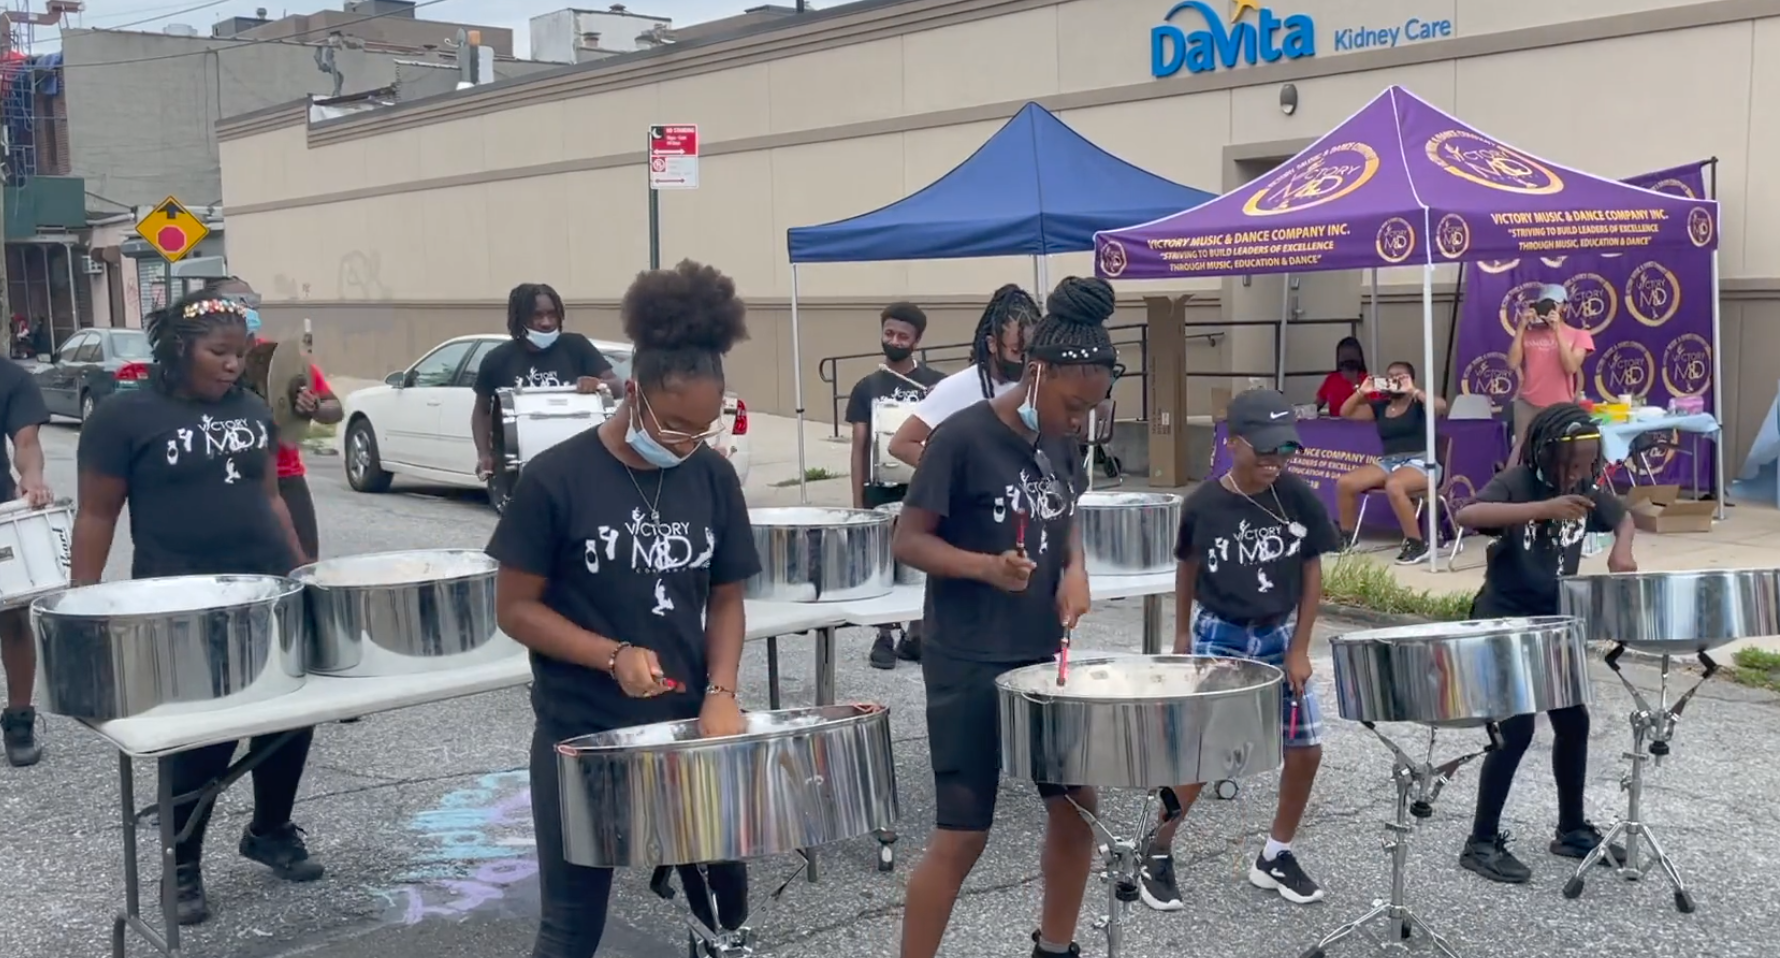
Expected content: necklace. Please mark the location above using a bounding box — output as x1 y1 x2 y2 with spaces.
623 465 666 519
1220 474 1307 539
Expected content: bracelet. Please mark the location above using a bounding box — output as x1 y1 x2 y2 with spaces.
605 642 633 674
705 683 737 698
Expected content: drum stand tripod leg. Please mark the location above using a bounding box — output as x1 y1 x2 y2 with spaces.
1066 788 1180 958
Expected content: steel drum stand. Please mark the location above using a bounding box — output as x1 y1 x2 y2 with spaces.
1561 645 1716 913
1062 787 1184 958
1301 722 1503 958
649 865 755 958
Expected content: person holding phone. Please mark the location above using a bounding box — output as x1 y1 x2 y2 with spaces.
1333 361 1448 563
1451 402 1634 884
487 261 757 957
1508 284 1593 463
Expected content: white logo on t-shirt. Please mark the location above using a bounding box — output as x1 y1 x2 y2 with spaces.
163 413 270 484
515 367 563 388
1205 518 1304 592
579 508 716 617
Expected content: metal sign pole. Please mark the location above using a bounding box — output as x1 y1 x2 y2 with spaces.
647 131 661 271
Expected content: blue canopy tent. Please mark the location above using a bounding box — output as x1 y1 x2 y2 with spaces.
781 101 1217 497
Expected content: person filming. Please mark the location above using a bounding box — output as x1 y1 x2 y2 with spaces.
1333 361 1447 564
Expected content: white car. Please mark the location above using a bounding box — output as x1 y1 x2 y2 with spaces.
341 334 751 506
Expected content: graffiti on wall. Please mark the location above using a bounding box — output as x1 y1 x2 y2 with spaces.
369 770 540 925
338 250 391 300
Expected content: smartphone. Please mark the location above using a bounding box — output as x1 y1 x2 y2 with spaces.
1369 376 1394 392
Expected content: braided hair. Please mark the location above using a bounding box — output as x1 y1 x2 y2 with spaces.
971 284 1040 398
1520 402 1604 494
1028 276 1118 370
507 283 566 340
622 259 749 389
145 290 251 395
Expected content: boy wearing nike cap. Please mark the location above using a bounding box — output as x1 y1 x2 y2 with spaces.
1140 389 1340 912
1508 283 1593 462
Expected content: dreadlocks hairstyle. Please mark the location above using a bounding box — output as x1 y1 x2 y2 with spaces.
971 284 1041 398
1028 276 1118 370
1520 402 1604 493
145 290 251 395
622 259 750 390
506 283 566 340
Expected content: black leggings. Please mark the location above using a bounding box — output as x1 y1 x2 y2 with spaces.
165 728 315 865
278 475 320 560
529 723 748 958
1470 705 1591 841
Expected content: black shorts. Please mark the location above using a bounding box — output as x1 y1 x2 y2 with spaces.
862 484 909 510
923 645 1080 832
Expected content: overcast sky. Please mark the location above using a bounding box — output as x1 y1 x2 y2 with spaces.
31 0 771 58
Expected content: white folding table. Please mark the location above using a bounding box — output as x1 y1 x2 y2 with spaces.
82 600 842 958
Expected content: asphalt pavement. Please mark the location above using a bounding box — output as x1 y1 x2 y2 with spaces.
3 420 1779 958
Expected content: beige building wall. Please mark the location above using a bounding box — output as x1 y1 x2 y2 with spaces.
217 0 1780 462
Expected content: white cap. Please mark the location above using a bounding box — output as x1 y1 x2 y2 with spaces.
1537 283 1568 304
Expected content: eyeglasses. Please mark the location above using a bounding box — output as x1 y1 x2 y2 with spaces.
1240 437 1303 458
639 388 724 444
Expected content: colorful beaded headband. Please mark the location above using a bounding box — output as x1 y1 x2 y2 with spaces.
181 298 250 320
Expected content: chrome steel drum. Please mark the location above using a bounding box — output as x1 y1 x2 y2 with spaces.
745 507 893 603
293 549 516 677
498 385 615 469
556 703 898 868
869 399 915 486
0 497 73 610
1561 568 1780 655
873 501 923 586
32 575 306 722
1330 617 1590 727
997 654 1283 789
1076 492 1183 576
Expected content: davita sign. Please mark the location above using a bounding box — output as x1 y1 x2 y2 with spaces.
1151 0 1314 78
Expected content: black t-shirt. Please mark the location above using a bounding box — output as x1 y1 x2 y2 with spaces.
472 334 613 398
78 388 292 579
844 365 948 425
1370 398 1429 458
0 359 49 499
484 429 760 733
903 401 1084 663
1175 473 1337 623
1470 465 1626 617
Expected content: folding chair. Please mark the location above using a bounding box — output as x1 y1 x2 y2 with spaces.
1081 398 1123 488
1351 435 1467 563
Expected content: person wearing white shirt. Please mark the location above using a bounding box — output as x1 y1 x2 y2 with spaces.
887 284 1039 468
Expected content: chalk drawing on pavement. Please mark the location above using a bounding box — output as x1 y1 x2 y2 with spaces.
369 770 540 925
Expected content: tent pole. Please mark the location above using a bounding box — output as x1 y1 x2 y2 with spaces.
1712 250 1725 519
1277 274 1289 390
1368 268 1380 368
791 264 808 505
1422 265 1439 571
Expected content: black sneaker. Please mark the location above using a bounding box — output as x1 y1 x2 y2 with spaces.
895 627 922 662
1139 851 1184 911
1029 930 1080 957
239 822 325 882
2 706 40 767
164 861 210 925
1247 850 1325 903
868 631 897 670
1459 832 1532 884
1551 822 1626 867
1395 539 1431 565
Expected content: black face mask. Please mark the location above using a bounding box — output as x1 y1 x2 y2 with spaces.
997 358 1025 383
882 343 913 363
1337 358 1363 372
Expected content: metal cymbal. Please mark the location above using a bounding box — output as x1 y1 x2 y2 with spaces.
264 338 314 444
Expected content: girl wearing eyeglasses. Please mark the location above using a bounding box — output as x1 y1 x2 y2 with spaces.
486 260 757 958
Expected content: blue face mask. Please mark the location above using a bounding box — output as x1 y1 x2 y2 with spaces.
526 328 560 350
1017 365 1042 433
243 308 262 336
625 389 691 469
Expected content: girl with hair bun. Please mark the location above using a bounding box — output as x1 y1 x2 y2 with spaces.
70 289 319 927
486 259 760 958
895 276 1116 958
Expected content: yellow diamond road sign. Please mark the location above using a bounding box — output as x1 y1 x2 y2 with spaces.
135 196 210 263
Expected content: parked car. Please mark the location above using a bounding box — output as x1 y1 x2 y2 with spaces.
340 334 751 506
30 327 152 421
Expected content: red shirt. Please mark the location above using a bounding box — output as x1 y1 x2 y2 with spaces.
276 364 329 479
1316 369 1366 414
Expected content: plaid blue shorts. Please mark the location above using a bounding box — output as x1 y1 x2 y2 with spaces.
1191 607 1325 748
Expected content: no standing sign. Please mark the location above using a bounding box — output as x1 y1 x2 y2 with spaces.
648 125 700 190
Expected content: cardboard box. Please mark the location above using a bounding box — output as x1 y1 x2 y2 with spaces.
1625 485 1715 534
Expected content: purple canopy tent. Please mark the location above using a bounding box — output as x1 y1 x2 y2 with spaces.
1093 85 1723 569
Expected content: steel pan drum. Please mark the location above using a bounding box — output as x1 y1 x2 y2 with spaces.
1561 568 1780 655
1076 492 1183 576
1330 617 1590 727
745 507 893 603
997 654 1284 789
556 704 898 868
32 575 307 722
873 502 923 586
293 549 516 677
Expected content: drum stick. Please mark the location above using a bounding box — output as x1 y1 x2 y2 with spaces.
1056 631 1071 686
877 364 932 393
301 318 315 391
1287 696 1300 741
1013 507 1028 559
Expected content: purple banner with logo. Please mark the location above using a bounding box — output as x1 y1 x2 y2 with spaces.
1456 161 1715 487
1209 418 1509 532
